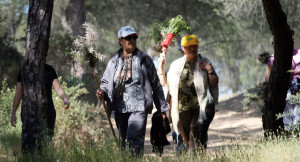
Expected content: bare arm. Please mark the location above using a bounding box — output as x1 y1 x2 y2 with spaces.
199 62 219 88
166 92 172 123
11 82 22 127
265 64 271 83
157 53 167 87
157 53 168 119
145 55 169 113
207 70 219 88
53 79 70 109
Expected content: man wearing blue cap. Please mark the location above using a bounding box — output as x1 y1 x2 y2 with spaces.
97 26 169 156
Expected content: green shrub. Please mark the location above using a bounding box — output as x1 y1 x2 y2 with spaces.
0 79 17 128
0 77 112 161
52 77 109 145
1 79 300 161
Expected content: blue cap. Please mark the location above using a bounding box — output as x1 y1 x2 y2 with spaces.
118 26 137 38
178 41 182 50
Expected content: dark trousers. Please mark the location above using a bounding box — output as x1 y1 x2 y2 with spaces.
179 104 215 150
201 104 215 148
47 105 56 138
21 116 47 153
21 105 56 152
115 112 148 156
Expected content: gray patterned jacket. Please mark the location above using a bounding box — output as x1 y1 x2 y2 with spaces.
100 48 169 117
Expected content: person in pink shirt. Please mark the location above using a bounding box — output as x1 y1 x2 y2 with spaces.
265 31 300 130
265 49 300 84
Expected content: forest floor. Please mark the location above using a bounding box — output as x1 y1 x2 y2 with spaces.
111 93 263 156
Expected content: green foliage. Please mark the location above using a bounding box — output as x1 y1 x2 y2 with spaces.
1 125 300 161
258 52 271 64
150 15 190 47
0 1 26 89
0 36 23 88
3 0 300 95
277 91 300 131
0 0 281 96
0 76 109 144
149 20 169 45
242 82 300 132
0 76 117 161
52 77 108 144
0 80 17 128
1 78 300 160
0 128 22 161
287 92 300 105
241 82 266 111
167 15 191 37
0 0 27 51
239 55 266 89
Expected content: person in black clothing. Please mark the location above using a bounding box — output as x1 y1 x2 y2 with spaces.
10 64 70 152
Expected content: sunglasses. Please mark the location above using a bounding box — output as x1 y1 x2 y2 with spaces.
123 35 138 41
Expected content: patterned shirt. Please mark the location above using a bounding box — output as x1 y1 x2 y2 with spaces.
113 56 145 113
178 62 199 113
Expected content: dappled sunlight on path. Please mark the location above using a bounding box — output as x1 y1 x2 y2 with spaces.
112 94 263 156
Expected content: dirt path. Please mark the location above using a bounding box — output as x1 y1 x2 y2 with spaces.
207 95 263 149
112 94 263 155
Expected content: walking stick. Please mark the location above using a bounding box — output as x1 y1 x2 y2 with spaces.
93 70 119 147
69 23 119 148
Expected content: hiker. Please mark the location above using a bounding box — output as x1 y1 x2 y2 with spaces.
265 30 300 130
171 44 186 153
157 43 186 153
10 64 70 152
167 35 219 151
96 26 169 156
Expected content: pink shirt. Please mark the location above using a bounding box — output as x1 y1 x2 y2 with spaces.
268 49 300 80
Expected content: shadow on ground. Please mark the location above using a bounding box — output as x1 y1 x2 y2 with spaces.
152 94 261 155
111 93 263 156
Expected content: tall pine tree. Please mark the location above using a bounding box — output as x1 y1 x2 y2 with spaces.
21 0 54 151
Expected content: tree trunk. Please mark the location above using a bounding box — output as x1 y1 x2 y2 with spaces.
70 0 85 78
262 0 293 136
21 0 54 151
70 0 85 36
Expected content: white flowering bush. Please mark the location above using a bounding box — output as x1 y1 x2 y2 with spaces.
70 23 106 70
